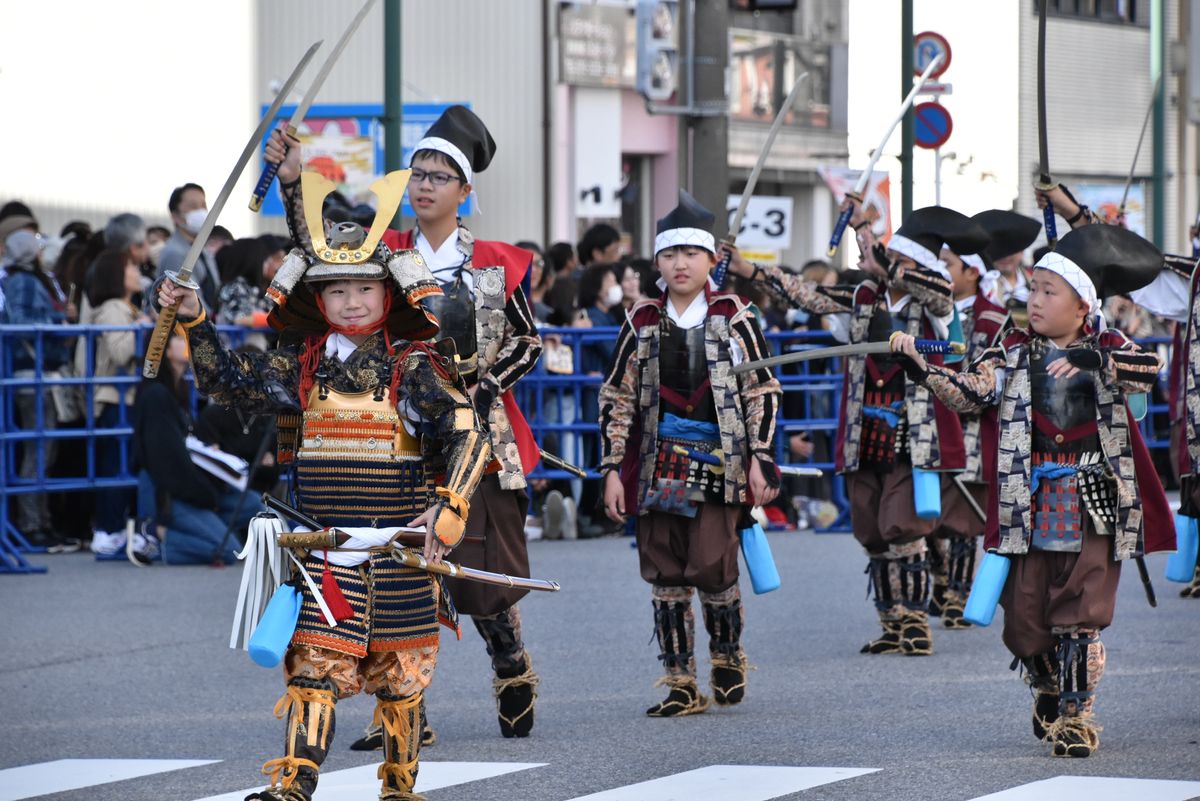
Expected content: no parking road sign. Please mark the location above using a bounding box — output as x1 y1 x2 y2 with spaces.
913 101 952 150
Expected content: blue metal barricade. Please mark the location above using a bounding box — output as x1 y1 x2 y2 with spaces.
0 321 1178 574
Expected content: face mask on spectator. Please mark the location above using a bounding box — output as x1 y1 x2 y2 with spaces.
148 240 166 267
604 284 623 308
183 208 208 235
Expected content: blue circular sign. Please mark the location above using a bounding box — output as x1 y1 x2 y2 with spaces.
913 101 953 150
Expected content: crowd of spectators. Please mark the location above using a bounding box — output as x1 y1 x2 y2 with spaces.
0 197 1183 560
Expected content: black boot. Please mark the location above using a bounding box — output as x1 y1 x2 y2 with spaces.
647 588 709 717
247 677 336 801
1017 652 1060 741
701 587 747 706
474 607 539 738
1047 632 1104 758
351 698 434 751
376 691 424 801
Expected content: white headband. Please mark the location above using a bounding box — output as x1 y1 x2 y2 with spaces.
887 234 949 279
412 136 473 184
654 227 715 257
1033 251 1100 314
960 253 986 277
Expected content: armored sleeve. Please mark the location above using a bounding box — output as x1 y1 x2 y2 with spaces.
754 262 850 314
473 284 543 413
1104 332 1162 394
730 309 783 458
399 349 491 546
893 263 954 318
598 318 640 472
917 345 1006 415
185 319 302 412
279 178 316 259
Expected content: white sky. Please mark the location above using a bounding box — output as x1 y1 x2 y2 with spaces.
847 0 1020 219
0 0 256 233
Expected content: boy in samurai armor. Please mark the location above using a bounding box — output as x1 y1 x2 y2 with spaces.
725 205 987 657
926 232 1011 628
156 167 491 800
599 191 782 717
891 224 1174 758
267 105 543 740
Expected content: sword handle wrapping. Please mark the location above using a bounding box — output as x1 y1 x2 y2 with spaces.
826 192 861 258
1042 204 1058 248
913 338 965 355
142 299 180 378
249 124 296 212
711 236 736 289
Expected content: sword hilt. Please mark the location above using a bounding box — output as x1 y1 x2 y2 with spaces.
1035 179 1058 248
826 192 862 259
142 299 181 379
888 331 966 356
711 235 737 289
250 124 297 212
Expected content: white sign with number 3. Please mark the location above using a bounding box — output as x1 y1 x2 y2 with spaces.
726 195 793 250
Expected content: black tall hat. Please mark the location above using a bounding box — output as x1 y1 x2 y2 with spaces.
972 209 1042 262
412 105 496 182
1034 224 1162 309
654 190 716 255
889 206 989 274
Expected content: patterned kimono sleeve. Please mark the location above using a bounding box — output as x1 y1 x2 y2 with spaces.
919 345 1005 415
475 285 543 410
185 319 301 412
279 178 315 257
400 351 492 511
730 310 783 458
894 264 954 318
754 262 850 314
598 319 640 472
1105 332 1162 394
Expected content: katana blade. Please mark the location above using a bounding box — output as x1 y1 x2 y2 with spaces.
731 337 964 376
712 72 810 287
539 449 587 479
250 0 378 211
1035 0 1058 247
143 39 322 378
827 53 943 258
1120 75 1161 215
391 546 561 592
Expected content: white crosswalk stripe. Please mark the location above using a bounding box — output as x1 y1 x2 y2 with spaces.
190 761 545 801
563 765 879 801
0 759 220 801
966 776 1200 801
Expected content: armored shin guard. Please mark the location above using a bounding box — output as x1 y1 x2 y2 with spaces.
1047 630 1104 758
250 677 337 801
473 606 539 738
376 691 424 801
350 697 434 751
700 585 746 706
1182 560 1200 599
861 558 903 654
927 537 950 617
942 538 978 629
647 586 708 717
877 544 932 656
1017 652 1060 741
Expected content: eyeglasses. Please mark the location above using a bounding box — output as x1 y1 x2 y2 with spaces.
410 168 464 187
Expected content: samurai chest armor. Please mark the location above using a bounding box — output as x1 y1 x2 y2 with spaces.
645 320 722 517
1028 353 1116 551
858 304 909 471
658 319 716 422
294 383 433 528
427 275 478 385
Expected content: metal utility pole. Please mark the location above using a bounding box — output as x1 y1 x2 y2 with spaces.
1151 0 1165 247
383 0 403 225
901 0 914 219
679 0 730 239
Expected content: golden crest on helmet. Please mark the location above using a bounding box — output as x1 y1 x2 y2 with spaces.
301 170 411 265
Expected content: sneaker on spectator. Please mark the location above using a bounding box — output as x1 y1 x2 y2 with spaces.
542 491 565 540
47 535 83 554
127 521 161 567
90 530 127 561
562 497 578 540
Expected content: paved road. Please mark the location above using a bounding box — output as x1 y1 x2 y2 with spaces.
3 529 1199 800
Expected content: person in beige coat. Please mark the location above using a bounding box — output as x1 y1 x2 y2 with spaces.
76 250 148 560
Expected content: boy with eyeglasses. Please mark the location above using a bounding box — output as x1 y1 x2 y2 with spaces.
268 105 544 741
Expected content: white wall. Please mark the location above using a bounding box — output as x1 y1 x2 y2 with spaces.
0 0 256 236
